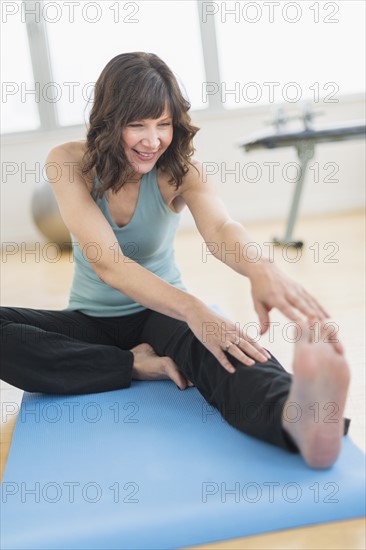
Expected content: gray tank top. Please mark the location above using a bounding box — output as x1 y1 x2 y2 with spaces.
63 166 187 317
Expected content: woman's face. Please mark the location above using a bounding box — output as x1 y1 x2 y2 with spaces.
121 106 174 176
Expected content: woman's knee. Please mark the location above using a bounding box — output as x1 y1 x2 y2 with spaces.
0 306 16 322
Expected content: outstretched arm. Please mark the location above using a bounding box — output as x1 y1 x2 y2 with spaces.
46 144 269 374
180 161 329 334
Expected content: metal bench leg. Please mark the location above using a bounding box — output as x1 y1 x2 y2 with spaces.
273 141 315 248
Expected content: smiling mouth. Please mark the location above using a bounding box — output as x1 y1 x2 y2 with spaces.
132 149 159 159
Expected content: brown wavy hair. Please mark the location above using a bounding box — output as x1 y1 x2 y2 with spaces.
82 52 200 197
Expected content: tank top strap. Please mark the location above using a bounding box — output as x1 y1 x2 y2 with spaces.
91 175 102 201
145 166 173 214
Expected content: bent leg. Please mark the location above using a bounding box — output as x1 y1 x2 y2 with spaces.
0 307 144 394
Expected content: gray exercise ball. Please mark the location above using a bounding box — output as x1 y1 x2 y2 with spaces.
31 180 72 249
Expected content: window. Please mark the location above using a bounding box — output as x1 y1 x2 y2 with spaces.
45 0 207 126
1 0 365 135
214 1 365 109
1 17 40 133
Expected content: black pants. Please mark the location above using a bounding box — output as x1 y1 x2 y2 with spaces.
0 306 347 453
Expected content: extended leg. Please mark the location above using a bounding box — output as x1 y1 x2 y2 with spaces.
139 310 350 460
139 310 297 452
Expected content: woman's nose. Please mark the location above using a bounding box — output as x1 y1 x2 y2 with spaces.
141 130 160 150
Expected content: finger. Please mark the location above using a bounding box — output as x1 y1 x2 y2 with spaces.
293 288 328 321
332 341 345 356
187 379 195 387
297 319 345 359
237 338 269 363
286 292 320 319
302 289 330 319
241 333 271 360
254 301 270 334
226 345 256 367
322 320 345 356
275 299 303 324
215 350 236 374
305 319 344 355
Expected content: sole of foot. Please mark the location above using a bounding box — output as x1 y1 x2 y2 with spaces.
282 320 350 469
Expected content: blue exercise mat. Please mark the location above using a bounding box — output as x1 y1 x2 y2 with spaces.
1 382 365 549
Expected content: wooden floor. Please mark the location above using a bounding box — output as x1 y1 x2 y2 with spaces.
1 211 365 549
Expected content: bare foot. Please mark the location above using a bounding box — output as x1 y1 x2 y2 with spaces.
282 320 350 469
130 343 194 390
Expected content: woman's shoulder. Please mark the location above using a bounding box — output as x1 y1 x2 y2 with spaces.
158 158 203 187
52 139 86 156
49 139 86 159
178 158 205 194
157 159 206 212
47 140 95 192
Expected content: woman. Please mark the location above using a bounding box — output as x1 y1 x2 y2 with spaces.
0 52 350 469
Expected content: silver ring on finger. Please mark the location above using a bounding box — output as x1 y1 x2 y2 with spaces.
234 335 241 345
225 342 233 351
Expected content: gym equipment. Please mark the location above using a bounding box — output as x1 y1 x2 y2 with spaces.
1 382 365 549
239 104 366 247
31 180 71 248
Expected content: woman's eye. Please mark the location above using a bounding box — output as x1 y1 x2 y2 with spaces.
127 121 171 128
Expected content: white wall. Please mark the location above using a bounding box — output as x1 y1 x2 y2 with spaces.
1 94 365 244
